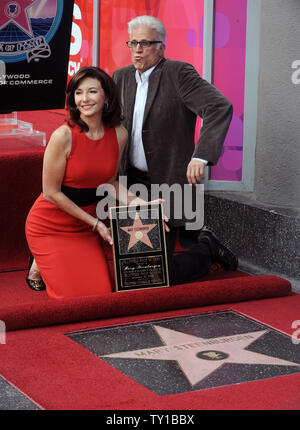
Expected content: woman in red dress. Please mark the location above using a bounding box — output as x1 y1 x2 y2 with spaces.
25 67 143 299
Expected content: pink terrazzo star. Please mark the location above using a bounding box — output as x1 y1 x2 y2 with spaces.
120 212 157 251
102 326 300 386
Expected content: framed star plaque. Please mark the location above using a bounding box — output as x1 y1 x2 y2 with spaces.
109 203 169 292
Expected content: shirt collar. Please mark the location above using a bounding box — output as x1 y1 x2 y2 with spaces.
135 64 157 84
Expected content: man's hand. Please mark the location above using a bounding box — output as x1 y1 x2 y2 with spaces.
186 159 206 185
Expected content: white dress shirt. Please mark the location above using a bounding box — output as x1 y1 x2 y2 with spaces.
130 65 208 172
129 66 156 171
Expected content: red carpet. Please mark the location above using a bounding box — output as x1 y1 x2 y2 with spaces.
0 267 298 410
0 290 299 410
0 273 292 332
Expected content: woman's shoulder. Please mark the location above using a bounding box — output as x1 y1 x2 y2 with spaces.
47 124 72 154
52 124 72 139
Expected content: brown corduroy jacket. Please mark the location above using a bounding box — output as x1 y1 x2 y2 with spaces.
113 58 233 226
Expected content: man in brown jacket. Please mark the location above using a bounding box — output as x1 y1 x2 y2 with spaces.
113 15 237 285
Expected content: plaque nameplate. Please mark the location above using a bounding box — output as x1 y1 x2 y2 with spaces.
109 203 169 292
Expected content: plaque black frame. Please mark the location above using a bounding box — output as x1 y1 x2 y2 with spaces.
110 203 169 292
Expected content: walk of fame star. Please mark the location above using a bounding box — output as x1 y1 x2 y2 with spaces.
101 325 300 386
120 212 157 251
0 1 37 36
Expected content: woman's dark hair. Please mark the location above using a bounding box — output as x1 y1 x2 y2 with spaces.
66 66 123 132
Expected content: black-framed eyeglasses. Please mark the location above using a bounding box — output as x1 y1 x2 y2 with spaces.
126 40 162 49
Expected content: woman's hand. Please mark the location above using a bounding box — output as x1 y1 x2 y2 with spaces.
149 198 170 233
95 220 113 245
129 197 170 233
161 213 170 233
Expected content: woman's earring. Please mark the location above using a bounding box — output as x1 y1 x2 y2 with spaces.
104 101 109 111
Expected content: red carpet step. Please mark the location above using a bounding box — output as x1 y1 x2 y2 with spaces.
0 274 291 331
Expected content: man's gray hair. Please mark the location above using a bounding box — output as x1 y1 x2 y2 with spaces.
128 15 166 43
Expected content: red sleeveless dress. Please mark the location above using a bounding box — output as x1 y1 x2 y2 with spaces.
25 124 119 299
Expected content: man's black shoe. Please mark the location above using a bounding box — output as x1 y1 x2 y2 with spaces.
197 226 238 271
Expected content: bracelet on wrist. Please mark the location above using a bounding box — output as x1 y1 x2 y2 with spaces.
92 217 99 231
